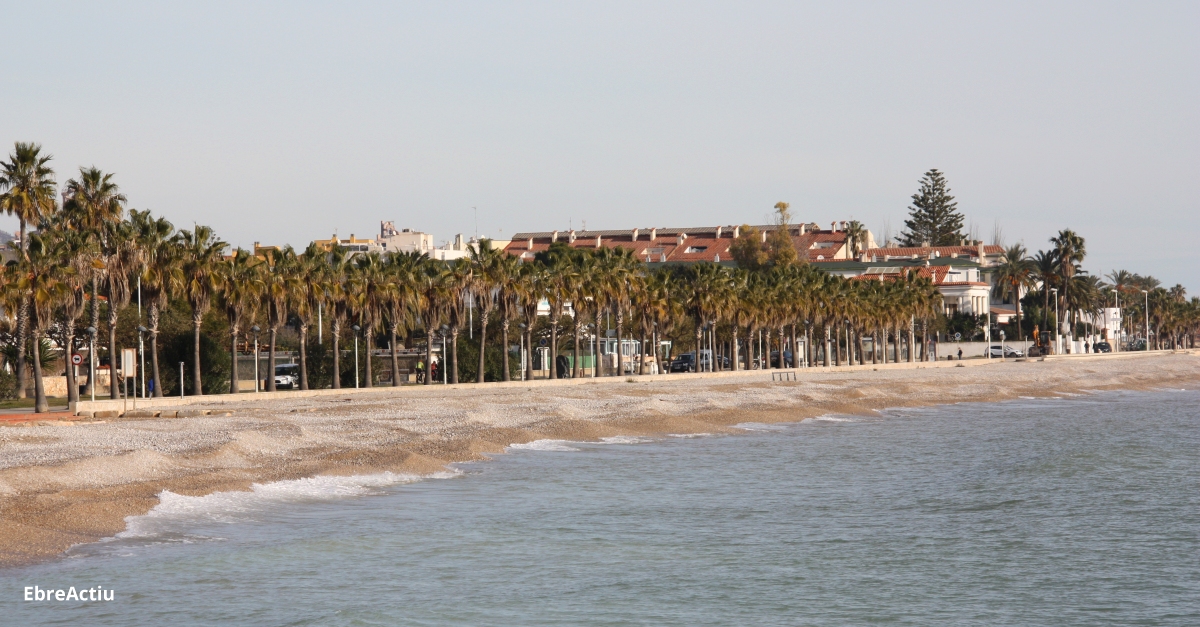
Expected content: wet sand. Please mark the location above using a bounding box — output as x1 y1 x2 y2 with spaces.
3 352 1198 568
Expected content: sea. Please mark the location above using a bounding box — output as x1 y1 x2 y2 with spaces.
3 388 1199 626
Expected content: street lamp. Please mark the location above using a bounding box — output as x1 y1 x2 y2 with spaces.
440 325 450 384
351 324 362 388
137 326 147 397
1142 289 1149 351
251 325 261 393
85 326 97 403
518 323 527 381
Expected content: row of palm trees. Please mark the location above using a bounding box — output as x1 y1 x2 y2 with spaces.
989 229 1198 348
2 146 958 413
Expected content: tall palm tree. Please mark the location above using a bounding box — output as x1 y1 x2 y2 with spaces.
293 243 328 390
844 220 868 259
443 259 474 384
991 244 1035 340
352 251 389 387
1 142 58 398
323 245 351 389
495 252 523 381
385 250 424 386
416 259 449 385
220 249 264 394
1050 230 1086 336
131 209 179 397
515 261 546 382
468 239 505 382
62 166 126 396
177 225 227 395
42 226 97 405
261 246 300 391
20 233 73 412
1032 249 1059 335
101 221 140 399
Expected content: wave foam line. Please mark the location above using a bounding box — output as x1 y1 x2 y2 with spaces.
119 471 458 539
506 439 581 452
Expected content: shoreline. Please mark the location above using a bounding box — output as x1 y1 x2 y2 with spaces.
3 352 1199 569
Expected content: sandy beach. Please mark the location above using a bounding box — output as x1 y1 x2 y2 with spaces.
2 352 1198 568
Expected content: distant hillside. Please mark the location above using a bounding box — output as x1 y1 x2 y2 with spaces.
0 230 12 245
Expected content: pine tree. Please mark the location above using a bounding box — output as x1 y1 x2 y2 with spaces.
900 169 964 247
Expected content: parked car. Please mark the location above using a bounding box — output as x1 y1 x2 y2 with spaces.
1125 339 1146 351
987 345 1024 358
273 363 299 389
670 353 696 372
1092 341 1112 353
768 350 795 368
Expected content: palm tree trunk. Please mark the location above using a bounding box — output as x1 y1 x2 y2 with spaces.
501 320 511 382
32 331 48 413
548 322 558 380
616 310 625 376
192 311 204 395
573 322 583 379
639 325 648 375
732 327 740 371
15 297 28 399
908 323 916 363
149 305 163 397
450 327 460 384
834 325 841 367
477 311 489 383
694 324 702 373
424 326 435 386
364 329 374 387
332 320 341 389
525 327 535 381
64 320 78 405
299 324 309 390
823 325 831 367
805 326 812 367
390 325 400 386
267 327 278 392
108 308 120 399
229 329 239 394
790 325 799 368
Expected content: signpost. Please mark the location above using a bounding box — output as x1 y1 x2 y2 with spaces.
122 348 137 412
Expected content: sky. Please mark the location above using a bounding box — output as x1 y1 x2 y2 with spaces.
2 1 1197 291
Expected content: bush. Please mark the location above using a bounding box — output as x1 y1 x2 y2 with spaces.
0 369 16 400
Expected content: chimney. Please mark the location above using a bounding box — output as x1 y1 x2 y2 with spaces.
977 242 986 260
715 226 723 238
527 237 533 249
799 224 807 235
595 235 602 248
840 221 847 230
761 230 767 243
921 240 930 248
631 228 639 241
454 234 464 250
568 229 576 243
714 253 721 263
831 222 837 232
733 225 740 238
677 233 687 246
649 228 657 241
551 230 558 243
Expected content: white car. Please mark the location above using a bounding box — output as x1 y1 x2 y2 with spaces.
988 345 1024 358
273 364 299 389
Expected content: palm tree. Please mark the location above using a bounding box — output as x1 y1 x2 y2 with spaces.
130 210 179 397
61 167 128 396
220 249 264 394
468 240 505 382
1032 249 1059 336
323 245 351 389
1 142 58 398
261 246 300 391
844 220 868 259
991 244 1035 340
443 259 474 384
515 261 546 381
293 243 328 390
177 225 228 395
415 259 449 385
385 250 424 386
20 233 73 412
101 221 140 399
42 226 97 405
352 251 389 387
1050 230 1086 337
495 252 523 381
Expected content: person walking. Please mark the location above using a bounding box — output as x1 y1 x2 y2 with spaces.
957 347 963 361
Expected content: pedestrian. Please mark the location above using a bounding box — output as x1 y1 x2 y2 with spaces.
957 347 963 361
431 360 440 383
148 378 155 395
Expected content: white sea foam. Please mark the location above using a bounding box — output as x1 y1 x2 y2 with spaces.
507 439 581 452
598 436 654 445
119 471 458 540
800 415 855 424
667 433 714 438
734 422 790 431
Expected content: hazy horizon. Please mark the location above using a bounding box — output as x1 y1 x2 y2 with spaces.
2 1 1196 290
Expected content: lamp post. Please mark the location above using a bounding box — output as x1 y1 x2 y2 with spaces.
86 326 97 403
1051 287 1059 354
441 325 450 384
518 323 527 381
1142 290 1149 351
179 362 185 399
352 324 361 388
251 325 261 393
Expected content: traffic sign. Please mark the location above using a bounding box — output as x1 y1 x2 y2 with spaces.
954 332 962 341
71 353 83 365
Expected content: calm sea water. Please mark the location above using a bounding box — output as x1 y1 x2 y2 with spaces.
4 389 1199 626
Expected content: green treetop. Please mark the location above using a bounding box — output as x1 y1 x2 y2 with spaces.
900 169 965 247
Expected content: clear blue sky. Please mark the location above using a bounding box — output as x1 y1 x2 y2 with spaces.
3 1 1196 290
